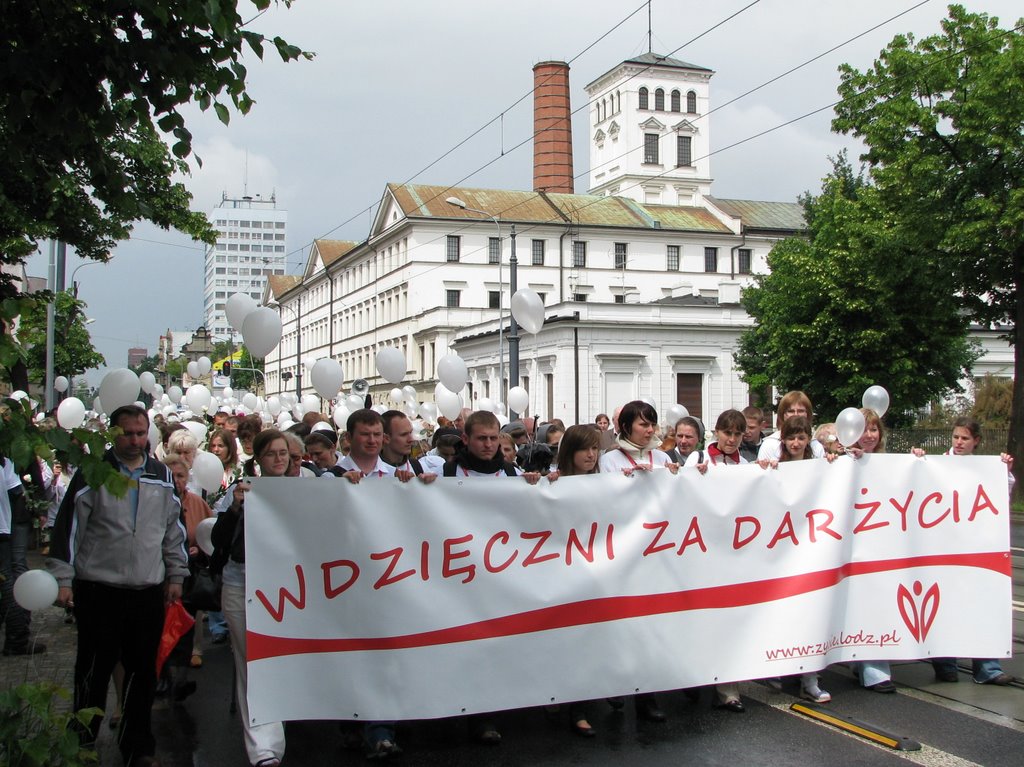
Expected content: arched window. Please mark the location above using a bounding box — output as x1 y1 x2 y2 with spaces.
687 90 697 113
601 98 607 121
638 87 649 110
671 90 681 112
615 90 620 113
655 88 665 111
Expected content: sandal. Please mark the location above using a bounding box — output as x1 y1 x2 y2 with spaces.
190 653 203 668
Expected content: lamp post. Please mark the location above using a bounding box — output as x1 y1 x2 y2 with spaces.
446 196 507 402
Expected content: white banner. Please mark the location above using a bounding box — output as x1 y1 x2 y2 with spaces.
243 455 1012 724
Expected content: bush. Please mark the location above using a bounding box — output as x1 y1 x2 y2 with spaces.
0 682 100 766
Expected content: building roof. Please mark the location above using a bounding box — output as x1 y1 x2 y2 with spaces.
266 274 301 299
708 197 806 232
313 239 360 267
388 183 784 235
623 52 713 73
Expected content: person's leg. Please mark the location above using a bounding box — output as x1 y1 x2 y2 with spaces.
222 583 286 764
932 657 959 681
971 658 1010 684
6 519 33 648
72 581 123 744
116 585 164 765
858 660 894 691
207 609 229 642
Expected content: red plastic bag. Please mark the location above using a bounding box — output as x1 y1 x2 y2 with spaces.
156 600 195 676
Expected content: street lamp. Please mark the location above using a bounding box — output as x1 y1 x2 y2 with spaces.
446 196 509 402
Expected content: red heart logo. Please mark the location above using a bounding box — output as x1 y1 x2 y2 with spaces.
896 581 940 642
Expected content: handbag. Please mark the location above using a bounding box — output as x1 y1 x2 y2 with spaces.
183 562 222 612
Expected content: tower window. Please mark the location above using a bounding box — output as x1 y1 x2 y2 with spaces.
654 88 665 111
644 133 659 164
677 135 692 167
687 90 697 113
671 90 681 112
638 87 649 110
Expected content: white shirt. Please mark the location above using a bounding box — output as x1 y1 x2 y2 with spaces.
336 454 395 478
1 458 22 534
599 447 674 473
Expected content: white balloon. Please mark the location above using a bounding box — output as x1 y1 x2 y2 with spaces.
53 375 69 393
507 386 529 415
437 354 468 393
301 393 321 414
402 385 417 403
225 292 258 333
98 368 141 412
56 397 86 429
346 393 365 411
153 383 164 396
187 360 200 379
639 396 657 409
332 405 351 429
836 407 867 447
192 451 224 494
242 392 258 410
167 385 183 404
182 420 208 444
862 385 890 418
282 393 298 407
13 570 59 611
665 403 689 424
139 371 156 394
510 289 545 334
390 387 404 403
266 395 282 416
92 396 103 414
496 413 509 427
493 401 506 416
278 418 296 431
372 404 387 414
478 397 494 413
197 356 212 376
222 386 234 400
376 347 406 384
402 401 418 418
303 356 318 371
241 307 283 358
10 390 27 401
185 384 212 413
311 358 344 400
418 402 438 423
195 517 216 557
436 389 463 421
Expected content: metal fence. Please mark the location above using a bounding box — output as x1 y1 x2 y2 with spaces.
886 428 1010 455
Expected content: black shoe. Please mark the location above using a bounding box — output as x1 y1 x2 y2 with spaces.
637 698 666 723
934 668 959 683
716 699 745 713
210 633 228 645
866 680 897 693
2 641 47 656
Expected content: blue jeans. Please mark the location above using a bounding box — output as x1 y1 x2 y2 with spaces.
932 657 1004 683
207 609 228 638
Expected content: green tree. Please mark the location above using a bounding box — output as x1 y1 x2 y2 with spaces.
129 354 162 377
231 346 263 393
0 1 309 489
736 155 979 425
831 4 1024 474
16 291 105 385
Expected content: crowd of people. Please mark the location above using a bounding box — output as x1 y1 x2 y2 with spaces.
0 390 1014 766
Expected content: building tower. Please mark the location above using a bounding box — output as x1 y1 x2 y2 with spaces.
585 53 714 207
203 193 288 339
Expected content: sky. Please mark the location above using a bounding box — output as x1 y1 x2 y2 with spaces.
26 0 1023 386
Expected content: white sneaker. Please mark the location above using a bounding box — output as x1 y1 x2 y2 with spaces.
801 685 832 703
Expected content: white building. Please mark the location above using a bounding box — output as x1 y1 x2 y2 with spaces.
204 193 288 340
261 54 806 421
261 52 1010 423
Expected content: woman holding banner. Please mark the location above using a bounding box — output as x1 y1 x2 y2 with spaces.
212 429 290 767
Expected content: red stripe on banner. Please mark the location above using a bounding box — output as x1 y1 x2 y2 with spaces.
246 551 1008 661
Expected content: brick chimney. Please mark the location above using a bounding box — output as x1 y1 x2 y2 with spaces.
533 61 574 193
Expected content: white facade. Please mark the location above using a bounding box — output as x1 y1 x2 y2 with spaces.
203 193 288 340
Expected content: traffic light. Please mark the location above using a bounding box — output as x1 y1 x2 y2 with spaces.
221 361 231 376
